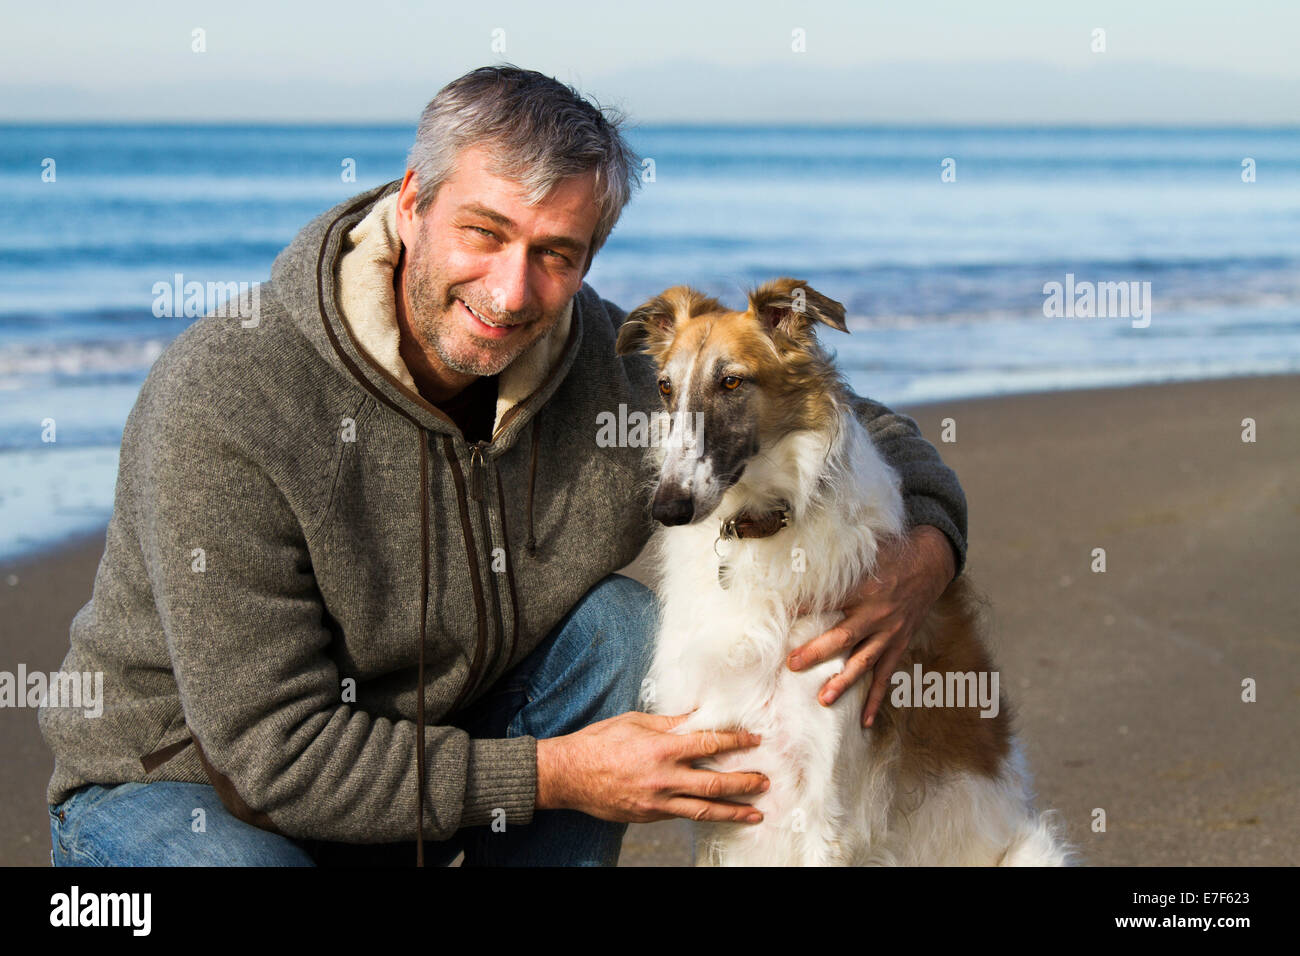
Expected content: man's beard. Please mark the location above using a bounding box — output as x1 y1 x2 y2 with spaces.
403 231 564 378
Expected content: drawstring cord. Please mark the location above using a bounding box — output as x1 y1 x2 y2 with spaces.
415 428 430 867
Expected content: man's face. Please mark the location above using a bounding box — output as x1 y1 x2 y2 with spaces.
394 144 600 381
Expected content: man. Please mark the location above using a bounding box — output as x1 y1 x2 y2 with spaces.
40 66 966 866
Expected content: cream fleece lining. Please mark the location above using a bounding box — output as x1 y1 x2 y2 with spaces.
334 192 573 434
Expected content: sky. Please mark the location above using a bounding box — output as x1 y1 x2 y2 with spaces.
2 0 1298 124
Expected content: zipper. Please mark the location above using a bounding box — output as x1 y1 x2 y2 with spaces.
469 439 507 683
458 329 566 676
468 443 485 502
442 438 489 714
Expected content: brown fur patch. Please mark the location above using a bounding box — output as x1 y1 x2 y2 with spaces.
615 285 726 359
871 576 1014 781
621 284 851 441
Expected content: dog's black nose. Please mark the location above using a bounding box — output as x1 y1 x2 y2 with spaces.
652 495 694 526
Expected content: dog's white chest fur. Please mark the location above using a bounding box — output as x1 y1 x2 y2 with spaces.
647 413 906 865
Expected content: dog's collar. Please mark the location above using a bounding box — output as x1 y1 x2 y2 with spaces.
719 500 791 540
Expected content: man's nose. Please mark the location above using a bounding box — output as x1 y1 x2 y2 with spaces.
485 245 532 316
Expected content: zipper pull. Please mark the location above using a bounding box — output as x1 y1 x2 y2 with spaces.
468 442 487 502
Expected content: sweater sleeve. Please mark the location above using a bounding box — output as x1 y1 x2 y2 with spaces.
846 391 969 576
133 378 534 844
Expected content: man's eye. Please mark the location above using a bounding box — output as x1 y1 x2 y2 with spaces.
470 226 497 239
542 249 571 265
722 376 742 390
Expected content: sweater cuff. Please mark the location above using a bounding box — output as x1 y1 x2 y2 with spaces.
904 494 967 578
459 735 538 829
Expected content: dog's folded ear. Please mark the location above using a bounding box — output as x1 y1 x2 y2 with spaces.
615 285 724 356
748 277 848 337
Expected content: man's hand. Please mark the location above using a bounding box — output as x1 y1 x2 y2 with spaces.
536 711 769 824
786 525 956 728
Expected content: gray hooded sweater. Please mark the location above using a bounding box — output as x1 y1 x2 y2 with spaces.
39 179 968 846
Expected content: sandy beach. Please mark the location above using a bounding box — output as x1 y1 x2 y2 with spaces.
3 374 1296 867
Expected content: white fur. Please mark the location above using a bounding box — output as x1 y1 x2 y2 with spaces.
646 398 1073 866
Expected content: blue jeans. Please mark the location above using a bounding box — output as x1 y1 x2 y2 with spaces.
49 573 657 867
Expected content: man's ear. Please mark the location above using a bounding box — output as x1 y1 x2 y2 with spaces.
615 285 723 356
748 277 848 337
394 169 422 249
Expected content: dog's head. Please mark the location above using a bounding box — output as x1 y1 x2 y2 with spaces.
614 277 848 526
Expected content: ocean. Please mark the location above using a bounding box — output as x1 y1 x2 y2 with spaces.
1 124 1298 560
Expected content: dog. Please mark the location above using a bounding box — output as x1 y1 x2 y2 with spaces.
615 278 1074 866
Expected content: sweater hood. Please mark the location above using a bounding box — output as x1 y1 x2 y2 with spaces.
270 179 582 453
267 180 586 863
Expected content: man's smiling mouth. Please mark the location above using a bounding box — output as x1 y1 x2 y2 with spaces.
457 297 523 331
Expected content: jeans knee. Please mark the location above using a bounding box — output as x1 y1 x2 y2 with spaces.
587 573 658 685
521 574 660 734
51 782 315 867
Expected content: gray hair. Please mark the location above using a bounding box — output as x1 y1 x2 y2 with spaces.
406 65 641 273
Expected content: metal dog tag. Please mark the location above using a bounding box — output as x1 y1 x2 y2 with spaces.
714 535 734 589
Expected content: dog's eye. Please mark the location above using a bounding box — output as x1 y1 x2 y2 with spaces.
721 375 742 390
658 379 672 397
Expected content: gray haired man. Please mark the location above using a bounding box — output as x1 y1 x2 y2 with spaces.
41 65 967 866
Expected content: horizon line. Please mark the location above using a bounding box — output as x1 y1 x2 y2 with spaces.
4 120 1299 131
